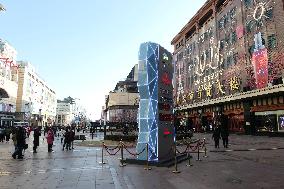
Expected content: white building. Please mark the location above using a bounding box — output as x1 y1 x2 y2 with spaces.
0 39 18 126
55 101 73 126
16 61 57 127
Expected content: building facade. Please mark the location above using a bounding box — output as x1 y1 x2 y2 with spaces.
55 100 73 126
171 0 284 134
16 61 57 127
0 39 18 126
105 64 139 124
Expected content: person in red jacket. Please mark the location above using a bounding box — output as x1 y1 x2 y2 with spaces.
46 127 54 152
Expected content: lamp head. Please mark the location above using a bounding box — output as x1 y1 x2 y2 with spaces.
0 4 6 11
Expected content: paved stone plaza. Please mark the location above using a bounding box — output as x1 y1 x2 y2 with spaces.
0 132 284 189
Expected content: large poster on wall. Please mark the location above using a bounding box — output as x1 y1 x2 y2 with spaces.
252 48 268 89
278 115 284 131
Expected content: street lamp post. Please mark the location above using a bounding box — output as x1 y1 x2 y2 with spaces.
25 103 31 127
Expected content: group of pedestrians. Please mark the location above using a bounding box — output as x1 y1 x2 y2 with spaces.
61 127 75 151
0 126 12 143
212 114 229 148
7 125 79 159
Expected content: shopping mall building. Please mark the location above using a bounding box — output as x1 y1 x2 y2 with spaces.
171 0 284 135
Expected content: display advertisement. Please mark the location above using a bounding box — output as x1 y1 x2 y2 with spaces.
136 42 174 162
173 0 284 107
278 115 284 131
108 93 139 106
252 48 268 89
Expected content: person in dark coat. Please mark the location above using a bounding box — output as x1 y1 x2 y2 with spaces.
62 128 70 151
220 114 229 148
70 129 75 150
5 127 11 143
33 127 41 153
212 126 221 148
12 127 26 159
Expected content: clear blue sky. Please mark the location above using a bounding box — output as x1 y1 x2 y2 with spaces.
0 0 206 120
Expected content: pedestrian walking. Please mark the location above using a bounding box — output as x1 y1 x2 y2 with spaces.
5 127 11 143
0 126 5 142
33 127 41 153
12 127 26 159
46 127 54 152
70 129 75 150
212 126 221 148
220 114 229 148
12 129 17 150
60 129 64 143
62 128 70 151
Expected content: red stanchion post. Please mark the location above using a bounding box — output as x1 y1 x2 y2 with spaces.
144 143 151 170
99 141 106 164
196 140 202 161
172 141 180 174
119 140 126 167
186 150 193 167
203 138 208 158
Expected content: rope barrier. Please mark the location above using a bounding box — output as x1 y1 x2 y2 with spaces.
104 145 121 156
104 144 120 151
176 143 190 154
123 144 146 156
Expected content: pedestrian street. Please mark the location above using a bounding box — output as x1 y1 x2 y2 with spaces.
0 133 284 189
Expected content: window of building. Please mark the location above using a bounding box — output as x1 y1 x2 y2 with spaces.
244 0 253 8
233 53 238 65
249 44 255 56
231 31 237 44
268 34 277 49
246 21 253 33
220 40 225 51
265 8 273 20
218 19 224 29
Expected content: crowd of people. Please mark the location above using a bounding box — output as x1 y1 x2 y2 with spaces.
0 125 81 159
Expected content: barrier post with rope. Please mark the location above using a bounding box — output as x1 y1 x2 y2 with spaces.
144 143 152 170
172 141 180 174
186 150 193 167
196 140 202 161
203 138 208 158
119 140 126 167
99 141 106 165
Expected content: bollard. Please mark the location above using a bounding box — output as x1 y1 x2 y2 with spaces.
119 140 126 167
144 143 152 170
203 138 208 158
172 142 180 173
99 141 106 164
196 141 202 161
118 139 123 160
186 151 193 167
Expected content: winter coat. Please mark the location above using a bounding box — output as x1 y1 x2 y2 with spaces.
46 130 54 144
212 127 221 140
16 128 26 148
33 128 41 146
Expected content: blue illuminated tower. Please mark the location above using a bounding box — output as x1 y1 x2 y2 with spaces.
136 42 174 162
